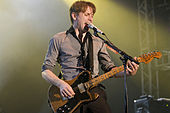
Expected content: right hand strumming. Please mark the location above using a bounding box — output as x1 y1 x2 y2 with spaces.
58 80 75 98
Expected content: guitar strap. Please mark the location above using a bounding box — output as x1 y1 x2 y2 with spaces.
68 31 94 73
80 32 93 113
83 32 94 73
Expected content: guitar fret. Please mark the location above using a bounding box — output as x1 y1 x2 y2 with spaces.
110 70 114 77
101 75 105 81
98 77 101 83
94 78 98 84
104 73 108 79
97 77 101 83
119 66 124 72
98 76 101 82
104 73 107 79
89 81 93 87
103 74 106 80
115 68 118 73
109 70 114 77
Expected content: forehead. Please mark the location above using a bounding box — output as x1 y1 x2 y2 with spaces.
84 6 94 14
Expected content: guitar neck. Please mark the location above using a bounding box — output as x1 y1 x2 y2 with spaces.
84 51 162 89
84 65 124 89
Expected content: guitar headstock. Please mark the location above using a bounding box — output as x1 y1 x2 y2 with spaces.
137 51 162 64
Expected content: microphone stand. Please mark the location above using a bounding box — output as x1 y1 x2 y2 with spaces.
93 31 139 113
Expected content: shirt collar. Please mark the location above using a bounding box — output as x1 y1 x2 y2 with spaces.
66 26 76 36
66 26 92 43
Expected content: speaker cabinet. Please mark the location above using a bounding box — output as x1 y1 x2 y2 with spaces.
134 95 170 113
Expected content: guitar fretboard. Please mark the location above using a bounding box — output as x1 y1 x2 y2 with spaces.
84 65 124 89
84 51 161 89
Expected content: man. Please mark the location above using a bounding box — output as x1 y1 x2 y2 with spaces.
41 1 139 113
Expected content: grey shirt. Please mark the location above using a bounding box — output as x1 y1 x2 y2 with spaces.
42 26 115 80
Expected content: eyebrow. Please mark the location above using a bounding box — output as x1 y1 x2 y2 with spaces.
85 12 94 15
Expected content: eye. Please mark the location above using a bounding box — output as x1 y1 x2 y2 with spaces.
84 13 94 18
84 13 89 16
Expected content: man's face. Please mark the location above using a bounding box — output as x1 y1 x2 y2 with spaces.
74 6 94 33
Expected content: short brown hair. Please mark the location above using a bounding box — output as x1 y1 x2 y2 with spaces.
69 0 96 24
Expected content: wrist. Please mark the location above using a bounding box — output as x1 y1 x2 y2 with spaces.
55 79 65 88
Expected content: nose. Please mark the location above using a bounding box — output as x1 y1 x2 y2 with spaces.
89 15 93 23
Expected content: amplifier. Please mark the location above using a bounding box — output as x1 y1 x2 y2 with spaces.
149 98 170 113
134 95 170 113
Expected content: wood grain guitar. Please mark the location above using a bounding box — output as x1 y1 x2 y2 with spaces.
48 51 162 113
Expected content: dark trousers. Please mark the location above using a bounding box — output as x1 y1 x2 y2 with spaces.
73 85 112 113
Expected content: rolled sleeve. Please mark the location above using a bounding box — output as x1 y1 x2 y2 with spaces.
98 43 115 72
42 38 59 72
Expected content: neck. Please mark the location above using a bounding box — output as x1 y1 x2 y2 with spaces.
73 25 86 42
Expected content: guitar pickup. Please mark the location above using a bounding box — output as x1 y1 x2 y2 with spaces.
78 83 86 93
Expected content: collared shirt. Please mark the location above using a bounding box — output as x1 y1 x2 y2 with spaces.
42 26 115 80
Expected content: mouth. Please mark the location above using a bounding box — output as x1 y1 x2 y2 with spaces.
84 23 89 31
84 23 91 31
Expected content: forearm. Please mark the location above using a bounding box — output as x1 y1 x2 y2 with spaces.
41 69 64 88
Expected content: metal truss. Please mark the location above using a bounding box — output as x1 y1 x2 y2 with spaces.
156 0 170 10
137 0 157 97
157 50 170 71
137 0 170 98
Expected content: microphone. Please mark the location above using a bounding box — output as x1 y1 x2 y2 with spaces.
87 24 105 35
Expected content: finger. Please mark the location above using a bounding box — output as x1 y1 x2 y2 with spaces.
126 60 130 66
63 88 73 97
134 57 137 60
60 91 65 97
133 57 139 66
127 67 133 73
62 90 69 97
126 61 132 72
127 61 135 71
132 62 139 70
60 88 65 97
66 87 75 96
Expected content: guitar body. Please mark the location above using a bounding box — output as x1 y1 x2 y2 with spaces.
48 70 99 113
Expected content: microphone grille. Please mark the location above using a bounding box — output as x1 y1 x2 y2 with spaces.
87 24 93 29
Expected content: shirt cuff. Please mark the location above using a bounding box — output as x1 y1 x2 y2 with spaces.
41 64 54 72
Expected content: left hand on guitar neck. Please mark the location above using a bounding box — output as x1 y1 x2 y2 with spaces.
126 57 139 76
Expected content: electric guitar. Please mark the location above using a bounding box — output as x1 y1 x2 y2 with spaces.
48 51 162 113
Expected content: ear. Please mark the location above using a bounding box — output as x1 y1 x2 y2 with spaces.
71 12 78 21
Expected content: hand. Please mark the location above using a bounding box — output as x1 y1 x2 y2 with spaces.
126 57 139 76
41 70 75 98
58 80 75 98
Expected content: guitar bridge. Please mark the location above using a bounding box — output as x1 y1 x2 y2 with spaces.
78 83 86 93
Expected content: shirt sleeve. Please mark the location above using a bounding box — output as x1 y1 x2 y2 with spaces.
98 42 116 72
41 37 59 72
